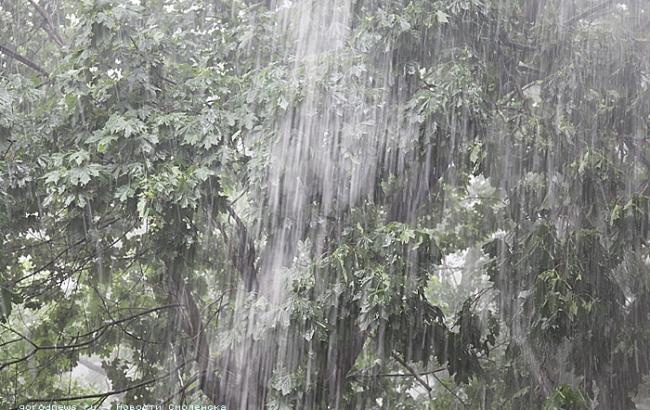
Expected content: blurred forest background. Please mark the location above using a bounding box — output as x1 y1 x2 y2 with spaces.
1 0 650 409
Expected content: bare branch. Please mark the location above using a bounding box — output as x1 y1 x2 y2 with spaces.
349 367 447 378
391 352 468 407
0 304 180 371
162 373 200 406
390 352 432 392
0 44 49 77
27 0 65 48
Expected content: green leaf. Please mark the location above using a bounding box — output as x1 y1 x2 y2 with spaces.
68 150 90 166
399 18 411 32
183 133 202 146
105 113 146 138
98 134 119 153
398 228 415 243
277 96 289 111
195 167 212 181
115 185 135 202
67 167 91 186
610 203 622 226
436 10 449 24
43 170 62 185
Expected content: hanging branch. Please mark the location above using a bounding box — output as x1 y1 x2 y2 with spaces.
0 44 49 77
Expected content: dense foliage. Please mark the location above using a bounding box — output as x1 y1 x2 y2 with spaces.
1 0 649 409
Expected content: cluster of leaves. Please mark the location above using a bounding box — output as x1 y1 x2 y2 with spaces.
275 203 500 407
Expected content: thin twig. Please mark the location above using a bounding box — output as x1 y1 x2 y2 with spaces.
429 371 468 407
391 352 468 407
566 0 618 26
390 352 432 392
0 305 179 371
350 366 447 378
162 373 200 406
13 361 187 409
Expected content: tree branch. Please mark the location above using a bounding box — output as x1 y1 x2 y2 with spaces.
226 204 259 292
566 0 619 26
13 361 187 410
0 304 179 371
0 44 49 77
27 0 65 48
391 351 468 406
349 367 447 378
166 255 226 406
390 352 432 392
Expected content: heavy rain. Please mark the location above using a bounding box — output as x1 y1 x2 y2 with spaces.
1 0 649 409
